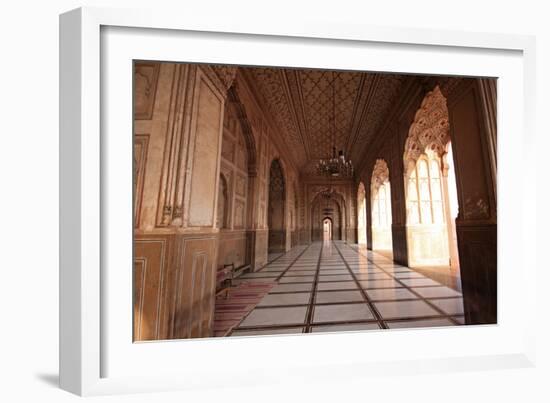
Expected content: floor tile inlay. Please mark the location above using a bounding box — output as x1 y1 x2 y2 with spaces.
227 241 466 336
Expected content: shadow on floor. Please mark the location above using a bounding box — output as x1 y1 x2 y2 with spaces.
411 266 462 292
35 373 59 388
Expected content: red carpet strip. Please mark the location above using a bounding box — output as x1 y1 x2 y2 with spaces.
213 282 275 337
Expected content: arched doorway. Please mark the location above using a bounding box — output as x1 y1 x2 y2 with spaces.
357 182 367 244
371 159 393 254
403 86 460 269
268 159 286 253
216 89 257 270
310 191 346 242
323 217 333 241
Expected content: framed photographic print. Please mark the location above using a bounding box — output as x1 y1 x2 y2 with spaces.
60 6 536 396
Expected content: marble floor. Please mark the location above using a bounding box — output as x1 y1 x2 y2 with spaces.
228 241 465 336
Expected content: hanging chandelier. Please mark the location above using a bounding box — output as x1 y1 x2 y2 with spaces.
315 71 354 178
316 146 354 177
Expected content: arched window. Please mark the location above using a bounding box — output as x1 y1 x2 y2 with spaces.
217 174 229 229
406 154 445 225
403 86 459 268
373 180 391 228
371 159 393 251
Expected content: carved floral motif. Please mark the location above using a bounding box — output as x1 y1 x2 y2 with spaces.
211 66 238 91
404 86 450 163
134 63 160 120
308 184 347 203
235 175 246 197
464 195 490 220
371 159 390 192
246 68 404 171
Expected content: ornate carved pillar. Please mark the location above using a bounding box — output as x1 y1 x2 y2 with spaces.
444 77 497 324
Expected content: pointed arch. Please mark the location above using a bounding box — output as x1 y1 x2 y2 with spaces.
216 86 260 270
404 86 450 167
227 86 257 176
403 86 459 268
371 159 393 252
310 190 347 242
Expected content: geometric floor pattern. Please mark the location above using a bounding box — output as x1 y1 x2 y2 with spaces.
228 241 465 336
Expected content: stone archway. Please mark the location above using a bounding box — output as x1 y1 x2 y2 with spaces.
403 85 459 268
323 217 333 241
310 191 346 242
215 86 260 271
371 159 393 252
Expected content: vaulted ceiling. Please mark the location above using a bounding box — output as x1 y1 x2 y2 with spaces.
242 67 406 174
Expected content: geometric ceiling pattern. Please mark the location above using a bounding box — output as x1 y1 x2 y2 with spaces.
243 67 405 174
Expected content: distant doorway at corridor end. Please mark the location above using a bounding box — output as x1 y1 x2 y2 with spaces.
323 218 332 241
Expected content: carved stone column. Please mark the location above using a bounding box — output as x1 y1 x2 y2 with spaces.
444 78 497 324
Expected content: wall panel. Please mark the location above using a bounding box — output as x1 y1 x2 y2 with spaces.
173 236 217 339
134 237 170 341
188 77 224 227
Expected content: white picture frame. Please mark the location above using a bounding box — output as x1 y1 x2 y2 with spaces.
59 6 537 396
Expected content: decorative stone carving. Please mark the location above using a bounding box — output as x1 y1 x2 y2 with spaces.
226 87 257 176
235 174 246 197
133 135 149 227
308 184 347 203
173 205 183 219
234 200 245 228
438 77 464 99
211 65 238 91
246 68 305 165
221 134 235 162
464 195 490 220
235 144 247 171
161 205 172 225
134 63 160 120
404 86 450 164
371 159 390 192
201 65 238 97
154 63 192 227
300 70 361 160
245 68 404 172
269 161 285 196
349 75 404 162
